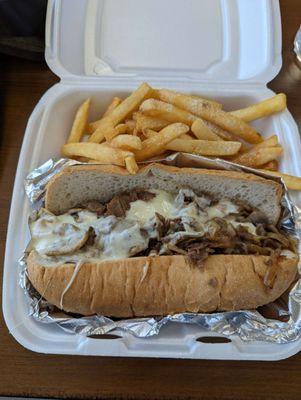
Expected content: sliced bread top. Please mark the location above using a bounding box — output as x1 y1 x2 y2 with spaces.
45 163 282 224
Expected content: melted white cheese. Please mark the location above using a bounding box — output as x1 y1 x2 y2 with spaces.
30 190 291 265
99 220 148 260
126 190 175 223
280 249 297 259
207 200 239 220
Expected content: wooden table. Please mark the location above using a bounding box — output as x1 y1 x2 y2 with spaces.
1 2 301 399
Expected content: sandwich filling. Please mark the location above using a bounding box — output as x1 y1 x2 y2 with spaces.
30 188 297 287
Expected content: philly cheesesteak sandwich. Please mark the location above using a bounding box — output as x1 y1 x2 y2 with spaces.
27 164 298 317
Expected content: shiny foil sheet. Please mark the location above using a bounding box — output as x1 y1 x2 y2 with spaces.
20 155 301 342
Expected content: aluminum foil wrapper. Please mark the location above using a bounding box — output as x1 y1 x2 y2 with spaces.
294 25 301 63
20 155 301 342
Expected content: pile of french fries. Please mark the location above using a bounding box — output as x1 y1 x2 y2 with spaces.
61 82 301 190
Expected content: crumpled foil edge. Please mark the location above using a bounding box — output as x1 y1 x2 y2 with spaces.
19 155 301 343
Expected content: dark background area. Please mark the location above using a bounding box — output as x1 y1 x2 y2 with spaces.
0 0 301 399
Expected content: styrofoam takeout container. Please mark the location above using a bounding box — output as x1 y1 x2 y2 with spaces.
3 0 301 360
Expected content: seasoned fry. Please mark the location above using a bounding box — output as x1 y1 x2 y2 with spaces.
110 134 142 151
67 98 91 143
89 119 114 144
166 139 241 156
251 135 279 149
135 112 170 132
231 135 279 163
231 94 286 122
257 170 301 190
191 119 222 140
143 130 192 141
232 146 283 168
114 124 128 135
135 123 189 161
155 89 263 144
125 119 136 133
180 133 194 140
260 160 279 171
89 82 153 143
140 99 197 125
86 121 98 134
103 97 123 118
61 142 133 166
87 97 123 134
154 88 222 109
125 155 139 174
201 121 248 151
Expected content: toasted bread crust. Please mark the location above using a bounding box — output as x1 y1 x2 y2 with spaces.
27 251 297 317
45 163 282 223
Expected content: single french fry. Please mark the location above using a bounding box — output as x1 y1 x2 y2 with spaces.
180 133 194 140
191 119 222 140
110 134 142 151
231 146 283 168
155 89 263 144
89 83 153 143
135 112 170 132
125 119 136 133
230 94 286 122
67 98 91 143
103 97 123 117
154 88 222 109
257 170 301 190
87 97 123 134
135 123 189 161
233 135 279 158
202 121 249 151
89 119 114 144
86 123 97 135
259 160 279 171
140 99 197 125
125 156 139 174
166 139 241 156
61 142 133 166
143 129 192 141
114 124 128 135
250 135 278 149
142 129 159 139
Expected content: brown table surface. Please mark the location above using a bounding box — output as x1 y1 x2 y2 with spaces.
1 2 301 399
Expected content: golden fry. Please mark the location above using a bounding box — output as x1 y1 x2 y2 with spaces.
135 123 189 161
103 97 122 118
180 133 194 140
135 112 170 132
143 130 192 141
89 83 153 143
114 124 128 135
231 94 286 122
257 170 301 190
87 97 123 134
125 156 139 174
232 146 283 168
125 119 136 133
166 139 241 156
191 119 222 140
140 99 197 125
61 142 133 166
154 88 222 109
155 89 262 144
67 98 91 143
260 160 279 171
110 134 142 151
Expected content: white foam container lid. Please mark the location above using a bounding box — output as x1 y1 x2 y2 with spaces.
3 0 301 360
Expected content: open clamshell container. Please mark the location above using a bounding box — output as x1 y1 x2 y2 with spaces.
3 0 301 359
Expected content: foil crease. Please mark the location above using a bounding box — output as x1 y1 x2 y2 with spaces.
20 155 301 343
